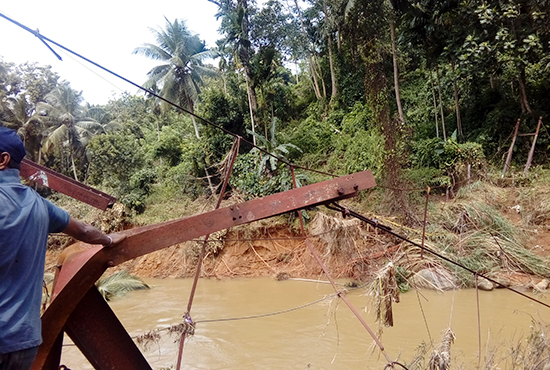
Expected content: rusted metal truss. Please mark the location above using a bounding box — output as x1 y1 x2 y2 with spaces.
33 170 376 370
20 159 116 210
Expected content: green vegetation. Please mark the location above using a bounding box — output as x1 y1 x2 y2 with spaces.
96 270 150 301
1 0 550 221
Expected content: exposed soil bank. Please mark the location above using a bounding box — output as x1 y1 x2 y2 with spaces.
45 210 550 292
45 216 398 281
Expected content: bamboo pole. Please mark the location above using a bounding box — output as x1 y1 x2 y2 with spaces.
502 118 521 177
524 116 542 173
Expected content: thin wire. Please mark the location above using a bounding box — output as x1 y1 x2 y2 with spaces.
0 12 337 179
196 291 342 324
475 274 482 370
57 47 127 95
415 289 432 343
59 289 345 347
448 214 463 328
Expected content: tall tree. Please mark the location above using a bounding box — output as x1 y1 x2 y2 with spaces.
292 0 324 100
210 0 260 142
134 18 216 138
345 0 418 225
461 0 550 115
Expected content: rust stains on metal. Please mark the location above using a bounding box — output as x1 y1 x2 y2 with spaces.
34 170 376 370
20 159 116 210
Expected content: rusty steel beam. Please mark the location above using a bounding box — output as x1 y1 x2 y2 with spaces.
108 169 375 266
34 170 376 370
20 159 116 210
65 287 152 370
34 247 109 370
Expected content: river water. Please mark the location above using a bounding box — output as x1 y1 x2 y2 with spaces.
60 277 550 369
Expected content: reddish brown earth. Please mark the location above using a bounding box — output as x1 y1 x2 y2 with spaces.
45 215 400 282
44 187 550 288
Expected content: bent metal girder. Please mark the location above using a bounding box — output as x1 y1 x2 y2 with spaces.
33 170 376 370
20 159 116 210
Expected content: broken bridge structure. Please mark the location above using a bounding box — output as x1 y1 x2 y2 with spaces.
29 168 377 370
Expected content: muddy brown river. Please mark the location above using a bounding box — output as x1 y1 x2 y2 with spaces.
59 277 550 369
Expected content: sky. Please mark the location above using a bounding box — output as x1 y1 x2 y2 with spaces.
0 0 222 105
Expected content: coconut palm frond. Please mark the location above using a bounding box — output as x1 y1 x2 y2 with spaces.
96 270 150 301
43 125 68 152
135 17 213 138
104 121 124 132
74 122 104 146
134 44 172 61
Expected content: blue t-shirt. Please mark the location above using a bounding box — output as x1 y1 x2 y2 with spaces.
0 168 70 353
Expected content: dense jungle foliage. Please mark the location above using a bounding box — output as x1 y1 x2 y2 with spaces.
1 0 550 220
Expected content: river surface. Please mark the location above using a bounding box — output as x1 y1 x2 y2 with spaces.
60 277 550 369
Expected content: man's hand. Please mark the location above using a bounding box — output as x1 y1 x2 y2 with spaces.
64 217 126 247
104 232 126 247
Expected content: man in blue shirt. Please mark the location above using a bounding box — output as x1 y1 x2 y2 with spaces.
0 127 125 370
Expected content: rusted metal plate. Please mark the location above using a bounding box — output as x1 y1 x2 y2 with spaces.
35 170 376 370
20 159 116 210
65 287 152 370
40 333 63 370
34 247 108 370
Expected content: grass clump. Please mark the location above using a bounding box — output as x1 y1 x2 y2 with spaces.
409 179 550 287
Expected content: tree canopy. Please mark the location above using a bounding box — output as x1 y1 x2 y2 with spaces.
1 0 549 216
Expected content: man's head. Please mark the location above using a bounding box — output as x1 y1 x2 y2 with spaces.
0 127 26 170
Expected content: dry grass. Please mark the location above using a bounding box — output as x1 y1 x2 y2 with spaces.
421 180 550 286
517 169 550 227
368 262 400 327
309 212 363 256
504 319 550 370
428 328 455 370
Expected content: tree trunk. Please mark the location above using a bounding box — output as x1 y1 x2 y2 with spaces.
390 19 404 123
308 56 322 99
203 158 215 196
517 66 532 114
451 60 463 139
238 0 259 129
322 0 337 104
364 60 417 226
187 96 200 139
294 0 322 100
314 56 327 98
524 116 542 173
436 66 447 141
327 34 338 103
430 71 439 138
70 151 79 182
245 77 257 146
336 24 342 50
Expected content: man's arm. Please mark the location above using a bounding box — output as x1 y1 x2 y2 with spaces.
62 217 125 246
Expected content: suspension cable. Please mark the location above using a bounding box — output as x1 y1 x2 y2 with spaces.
326 203 550 310
0 12 337 179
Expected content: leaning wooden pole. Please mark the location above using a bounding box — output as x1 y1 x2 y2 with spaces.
502 118 521 177
524 116 542 173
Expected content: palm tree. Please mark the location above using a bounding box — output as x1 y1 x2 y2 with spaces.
25 82 105 180
0 95 32 130
133 18 217 139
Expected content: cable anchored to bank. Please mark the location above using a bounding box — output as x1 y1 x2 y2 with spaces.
326 202 550 310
